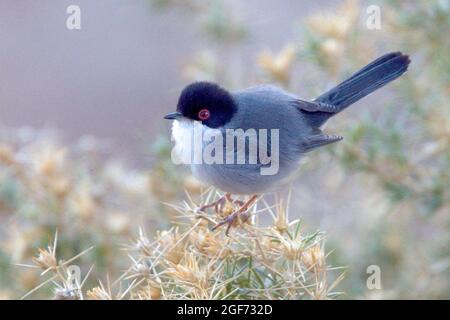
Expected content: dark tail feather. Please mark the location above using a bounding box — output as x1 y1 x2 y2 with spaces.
310 52 410 127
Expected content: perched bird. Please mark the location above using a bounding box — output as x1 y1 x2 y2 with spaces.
165 52 410 233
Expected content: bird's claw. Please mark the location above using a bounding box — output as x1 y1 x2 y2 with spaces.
211 195 258 236
211 211 250 236
198 195 227 214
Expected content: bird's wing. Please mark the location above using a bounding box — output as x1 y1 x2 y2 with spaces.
291 99 339 113
242 86 340 114
301 133 343 152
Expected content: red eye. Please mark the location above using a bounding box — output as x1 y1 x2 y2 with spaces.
198 108 210 121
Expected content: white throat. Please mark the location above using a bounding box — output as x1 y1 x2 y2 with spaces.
170 119 207 164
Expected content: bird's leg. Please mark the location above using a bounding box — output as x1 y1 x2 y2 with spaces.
225 193 245 207
199 193 230 214
199 193 244 214
212 195 259 235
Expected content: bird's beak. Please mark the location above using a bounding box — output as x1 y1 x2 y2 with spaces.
164 111 183 120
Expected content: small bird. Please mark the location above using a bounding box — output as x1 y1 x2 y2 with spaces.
165 52 410 233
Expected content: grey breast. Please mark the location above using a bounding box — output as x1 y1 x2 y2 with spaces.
191 85 312 195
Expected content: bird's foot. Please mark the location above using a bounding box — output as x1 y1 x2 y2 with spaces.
198 193 244 214
198 194 227 214
212 195 258 236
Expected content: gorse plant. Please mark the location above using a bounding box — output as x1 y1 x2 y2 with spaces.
124 192 344 300
0 131 200 298
20 190 343 300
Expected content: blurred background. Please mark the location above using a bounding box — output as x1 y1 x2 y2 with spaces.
0 0 449 299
